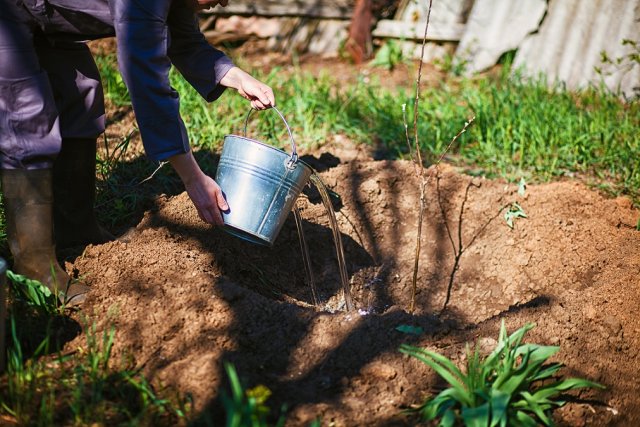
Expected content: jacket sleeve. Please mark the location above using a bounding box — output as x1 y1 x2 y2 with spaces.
109 0 232 161
166 1 234 102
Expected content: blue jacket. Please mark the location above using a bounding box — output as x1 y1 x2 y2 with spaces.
27 0 234 161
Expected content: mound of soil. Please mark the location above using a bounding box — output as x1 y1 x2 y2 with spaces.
69 141 640 426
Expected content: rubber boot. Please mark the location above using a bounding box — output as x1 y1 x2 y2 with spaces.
1 169 88 306
52 138 114 249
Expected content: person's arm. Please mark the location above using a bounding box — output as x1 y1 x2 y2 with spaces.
165 2 274 109
110 0 190 161
111 0 274 225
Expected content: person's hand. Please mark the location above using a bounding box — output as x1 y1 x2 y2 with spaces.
220 66 275 110
168 151 229 225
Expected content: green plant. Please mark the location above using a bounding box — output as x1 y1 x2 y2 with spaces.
222 362 286 427
1 316 190 425
7 269 60 314
1 316 55 426
370 40 406 71
596 39 639 99
400 321 604 426
504 202 527 229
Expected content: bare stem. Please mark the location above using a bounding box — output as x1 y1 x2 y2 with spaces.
406 0 476 313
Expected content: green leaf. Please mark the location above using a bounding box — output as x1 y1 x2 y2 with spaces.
461 403 490 427
440 408 457 427
422 390 458 421
532 377 605 403
396 324 424 335
520 391 552 425
517 177 527 196
400 345 473 406
513 410 538 427
504 202 527 229
531 363 563 381
489 389 510 427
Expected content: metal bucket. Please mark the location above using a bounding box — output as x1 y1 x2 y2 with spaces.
0 257 6 373
215 107 312 246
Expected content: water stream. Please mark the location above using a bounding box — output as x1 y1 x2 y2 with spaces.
293 205 318 306
307 173 355 311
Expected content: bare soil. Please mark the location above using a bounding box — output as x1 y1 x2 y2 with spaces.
55 42 640 425
66 136 640 426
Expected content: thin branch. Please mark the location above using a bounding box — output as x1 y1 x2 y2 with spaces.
137 161 168 185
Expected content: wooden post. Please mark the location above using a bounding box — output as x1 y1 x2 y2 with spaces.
345 0 373 64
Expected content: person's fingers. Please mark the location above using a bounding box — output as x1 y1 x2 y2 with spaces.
251 99 266 110
197 206 213 225
215 184 229 211
211 206 224 225
262 86 275 107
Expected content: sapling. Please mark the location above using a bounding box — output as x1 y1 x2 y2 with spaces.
402 0 476 312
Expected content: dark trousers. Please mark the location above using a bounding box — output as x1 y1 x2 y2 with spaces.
0 0 113 169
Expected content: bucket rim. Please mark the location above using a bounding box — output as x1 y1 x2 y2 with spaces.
222 134 314 172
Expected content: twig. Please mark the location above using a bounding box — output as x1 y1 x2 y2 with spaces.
137 161 168 185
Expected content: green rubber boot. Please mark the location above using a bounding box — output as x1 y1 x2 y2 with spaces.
1 168 88 306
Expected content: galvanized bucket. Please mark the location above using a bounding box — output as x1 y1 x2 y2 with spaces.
215 107 312 246
0 257 6 373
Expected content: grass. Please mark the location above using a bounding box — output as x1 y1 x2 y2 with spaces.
97 53 640 207
1 272 295 426
0 273 191 426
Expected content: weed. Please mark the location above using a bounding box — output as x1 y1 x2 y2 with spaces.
1 313 190 425
400 321 604 426
222 362 286 427
595 39 639 100
504 202 527 229
1 317 55 425
7 269 60 315
370 39 407 71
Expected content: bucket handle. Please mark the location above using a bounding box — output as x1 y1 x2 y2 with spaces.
243 106 298 169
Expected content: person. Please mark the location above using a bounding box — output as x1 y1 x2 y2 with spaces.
0 0 275 306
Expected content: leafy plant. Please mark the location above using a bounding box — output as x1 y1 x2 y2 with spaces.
400 321 604 426
370 40 406 70
222 363 286 427
7 269 60 314
596 39 639 99
504 202 527 229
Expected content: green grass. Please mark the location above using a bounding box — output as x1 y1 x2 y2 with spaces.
97 54 639 205
1 273 295 426
1 273 191 426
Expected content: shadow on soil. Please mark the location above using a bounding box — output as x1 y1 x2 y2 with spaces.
70 149 583 425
